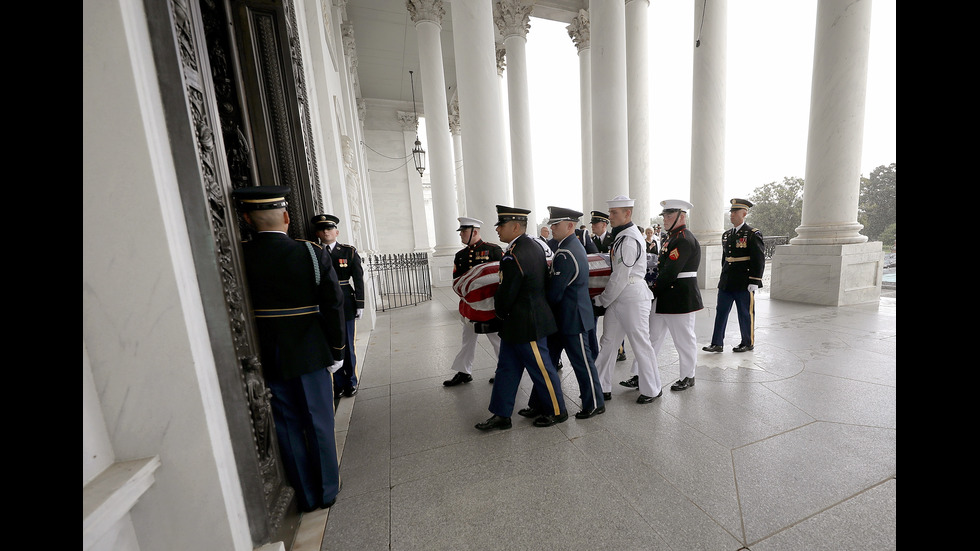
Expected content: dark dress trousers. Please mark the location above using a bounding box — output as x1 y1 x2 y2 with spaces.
652 225 704 314
488 233 565 418
240 231 346 512
326 242 364 391
546 234 603 412
710 223 765 347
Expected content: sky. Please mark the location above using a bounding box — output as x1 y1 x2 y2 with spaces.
521 0 896 223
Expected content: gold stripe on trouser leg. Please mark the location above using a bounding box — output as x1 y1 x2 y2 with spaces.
530 341 561 415
749 291 755 346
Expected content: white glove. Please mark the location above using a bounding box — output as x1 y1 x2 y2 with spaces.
748 284 759 293
593 296 602 307
355 308 363 319
327 359 344 373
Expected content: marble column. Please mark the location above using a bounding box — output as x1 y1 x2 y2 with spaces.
449 95 466 217
626 0 651 228
589 0 629 205
451 0 511 234
398 111 432 253
771 0 882 306
495 0 538 219
408 0 459 258
567 9 592 215
689 0 727 288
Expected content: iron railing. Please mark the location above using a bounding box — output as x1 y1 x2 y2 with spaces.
366 252 432 311
763 236 791 258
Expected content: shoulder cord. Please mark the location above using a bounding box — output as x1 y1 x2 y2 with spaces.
614 234 643 267
305 241 321 285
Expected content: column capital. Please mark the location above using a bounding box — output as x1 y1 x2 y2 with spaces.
407 0 445 26
496 44 506 76
494 0 534 41
397 111 419 132
566 9 590 53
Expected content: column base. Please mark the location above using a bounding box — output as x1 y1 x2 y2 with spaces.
429 253 456 288
697 243 722 290
770 242 884 306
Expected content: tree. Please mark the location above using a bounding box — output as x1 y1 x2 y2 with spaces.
748 177 804 239
859 163 897 242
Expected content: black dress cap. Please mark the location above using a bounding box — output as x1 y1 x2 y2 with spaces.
547 206 583 224
311 213 340 228
231 186 291 211
494 205 531 226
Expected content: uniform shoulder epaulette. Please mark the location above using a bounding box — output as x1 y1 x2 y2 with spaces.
338 242 355 252
297 238 323 249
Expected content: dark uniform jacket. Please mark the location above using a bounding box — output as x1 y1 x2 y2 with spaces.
453 239 504 279
592 231 613 253
576 228 600 253
652 225 704 314
547 234 596 336
325 242 365 320
241 232 347 381
718 223 765 291
494 233 558 343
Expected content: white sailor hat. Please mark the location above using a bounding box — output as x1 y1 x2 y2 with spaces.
659 199 693 213
456 216 483 230
606 195 635 209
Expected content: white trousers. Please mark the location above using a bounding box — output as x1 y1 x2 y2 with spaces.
648 299 698 380
450 315 501 374
595 298 661 396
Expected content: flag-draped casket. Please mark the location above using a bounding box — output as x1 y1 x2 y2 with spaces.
452 254 612 322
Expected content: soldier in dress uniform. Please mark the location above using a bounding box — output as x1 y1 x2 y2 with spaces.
312 213 364 398
475 205 567 430
703 198 765 353
650 199 704 392
592 209 628 363
590 210 614 253
232 186 346 512
543 206 604 418
444 216 504 387
592 196 662 404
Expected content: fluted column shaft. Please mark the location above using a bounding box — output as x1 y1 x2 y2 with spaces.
589 1 629 205
793 0 872 244
450 0 511 232
689 0 727 244
567 10 592 214
409 0 459 256
496 0 537 218
626 0 651 227
449 96 466 216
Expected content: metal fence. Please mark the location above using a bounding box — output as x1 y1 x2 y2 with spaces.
763 236 791 258
366 252 432 311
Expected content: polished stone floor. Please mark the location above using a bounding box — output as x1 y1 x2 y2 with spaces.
298 281 896 551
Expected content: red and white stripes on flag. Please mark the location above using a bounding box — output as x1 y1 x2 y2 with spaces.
452 254 612 321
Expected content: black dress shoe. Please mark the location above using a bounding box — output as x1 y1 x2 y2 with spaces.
603 392 612 401
733 344 754 352
518 406 543 418
619 375 639 388
617 351 627 362
636 390 663 404
575 405 605 419
702 344 723 353
532 411 568 427
443 372 473 386
475 415 512 431
489 377 495 383
343 385 358 397
670 377 695 391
